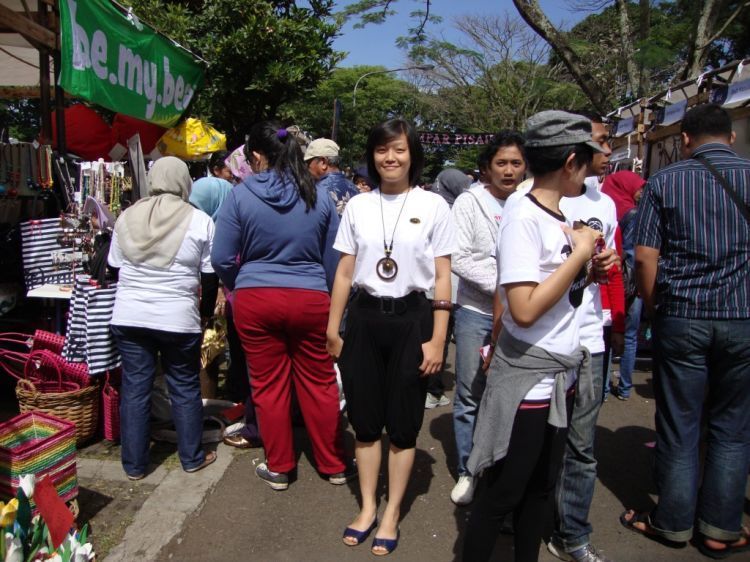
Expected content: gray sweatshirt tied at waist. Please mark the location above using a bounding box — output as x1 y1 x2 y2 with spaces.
466 329 593 476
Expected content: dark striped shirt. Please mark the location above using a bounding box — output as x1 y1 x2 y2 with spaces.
635 143 750 319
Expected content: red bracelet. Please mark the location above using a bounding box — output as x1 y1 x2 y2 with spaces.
432 300 452 311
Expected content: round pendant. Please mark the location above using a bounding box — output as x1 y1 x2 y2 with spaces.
376 256 399 280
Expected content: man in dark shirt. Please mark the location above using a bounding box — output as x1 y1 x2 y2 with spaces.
623 104 750 558
304 138 358 216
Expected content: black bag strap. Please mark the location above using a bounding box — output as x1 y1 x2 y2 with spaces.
694 155 750 226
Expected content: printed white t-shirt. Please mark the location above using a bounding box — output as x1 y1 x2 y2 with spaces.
334 187 455 298
497 194 585 399
109 209 215 333
560 180 618 353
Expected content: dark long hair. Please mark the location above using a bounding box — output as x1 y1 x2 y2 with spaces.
245 121 317 210
365 118 424 187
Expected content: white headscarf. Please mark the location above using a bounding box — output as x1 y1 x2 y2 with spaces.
114 157 194 268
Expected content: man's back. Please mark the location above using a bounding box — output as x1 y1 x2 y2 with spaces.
635 142 750 319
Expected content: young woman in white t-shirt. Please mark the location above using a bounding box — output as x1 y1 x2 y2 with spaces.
327 119 455 556
462 111 614 562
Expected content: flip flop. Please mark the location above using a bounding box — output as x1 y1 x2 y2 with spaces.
342 518 377 547
184 450 217 473
371 530 400 556
697 527 750 560
619 510 685 548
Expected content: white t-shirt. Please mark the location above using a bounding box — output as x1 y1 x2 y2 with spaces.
497 194 585 399
334 187 455 298
559 180 618 353
109 209 215 333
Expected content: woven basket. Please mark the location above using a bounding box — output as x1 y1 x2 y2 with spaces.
0 411 78 512
101 370 121 442
16 356 99 446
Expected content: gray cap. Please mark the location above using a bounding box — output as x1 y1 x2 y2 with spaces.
524 110 606 153
304 138 340 161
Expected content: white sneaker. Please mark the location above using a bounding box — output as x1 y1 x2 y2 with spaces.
450 475 476 505
425 394 451 409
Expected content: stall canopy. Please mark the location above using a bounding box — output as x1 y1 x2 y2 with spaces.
57 0 205 128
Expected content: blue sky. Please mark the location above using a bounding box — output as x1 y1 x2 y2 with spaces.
333 0 592 68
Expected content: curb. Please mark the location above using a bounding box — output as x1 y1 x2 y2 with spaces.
102 443 234 561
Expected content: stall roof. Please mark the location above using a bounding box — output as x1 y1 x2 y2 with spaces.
0 0 55 93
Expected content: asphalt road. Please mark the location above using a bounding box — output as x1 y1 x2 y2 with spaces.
156 363 750 562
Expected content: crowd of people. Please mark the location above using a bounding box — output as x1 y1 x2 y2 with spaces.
105 103 749 561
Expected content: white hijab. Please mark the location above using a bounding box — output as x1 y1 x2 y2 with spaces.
114 157 194 268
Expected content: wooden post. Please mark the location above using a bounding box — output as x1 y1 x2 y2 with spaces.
38 0 52 144
53 49 65 156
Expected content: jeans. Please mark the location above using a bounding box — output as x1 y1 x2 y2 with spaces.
650 315 750 542
553 352 606 551
111 325 205 476
615 297 642 397
452 306 493 476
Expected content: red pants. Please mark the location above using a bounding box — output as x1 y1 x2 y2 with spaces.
233 287 345 474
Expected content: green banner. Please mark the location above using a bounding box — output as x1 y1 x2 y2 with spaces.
58 0 205 128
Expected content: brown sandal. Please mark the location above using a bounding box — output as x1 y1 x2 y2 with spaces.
184 450 217 473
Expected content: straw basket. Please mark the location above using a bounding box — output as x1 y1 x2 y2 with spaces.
15 352 99 446
0 411 78 512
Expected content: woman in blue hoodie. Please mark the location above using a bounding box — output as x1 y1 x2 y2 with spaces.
211 122 349 491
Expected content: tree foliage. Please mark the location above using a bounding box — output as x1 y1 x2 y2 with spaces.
515 0 750 112
280 66 421 167
125 0 342 146
411 15 587 132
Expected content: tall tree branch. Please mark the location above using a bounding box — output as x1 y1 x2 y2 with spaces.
512 0 608 114
614 0 639 98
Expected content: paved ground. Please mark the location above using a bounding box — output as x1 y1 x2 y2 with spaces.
134 360 749 562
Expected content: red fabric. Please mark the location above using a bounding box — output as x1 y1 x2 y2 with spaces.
51 104 113 161
111 114 166 154
601 170 646 221
233 287 345 474
34 475 74 549
601 226 625 333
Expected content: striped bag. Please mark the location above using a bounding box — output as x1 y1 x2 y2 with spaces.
20 218 79 290
62 276 120 376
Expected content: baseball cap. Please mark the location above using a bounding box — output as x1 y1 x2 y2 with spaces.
304 138 340 161
524 110 606 153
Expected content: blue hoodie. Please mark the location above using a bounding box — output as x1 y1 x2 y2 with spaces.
211 169 339 292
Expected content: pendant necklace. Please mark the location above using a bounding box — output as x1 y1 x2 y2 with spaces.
377 187 411 281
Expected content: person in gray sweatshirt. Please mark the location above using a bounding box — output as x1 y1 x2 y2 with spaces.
449 131 527 505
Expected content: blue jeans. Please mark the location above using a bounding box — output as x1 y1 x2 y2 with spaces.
615 297 642 397
553 352 606 551
650 315 750 542
111 325 205 476
452 306 493 476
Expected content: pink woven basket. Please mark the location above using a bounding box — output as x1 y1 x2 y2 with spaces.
101 370 121 442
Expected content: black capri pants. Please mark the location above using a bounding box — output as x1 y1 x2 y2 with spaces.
338 290 433 449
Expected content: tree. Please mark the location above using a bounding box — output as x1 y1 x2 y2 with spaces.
342 1 750 113
126 0 342 146
280 66 422 166
514 0 750 112
411 14 587 132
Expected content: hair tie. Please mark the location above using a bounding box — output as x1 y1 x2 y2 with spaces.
276 128 288 140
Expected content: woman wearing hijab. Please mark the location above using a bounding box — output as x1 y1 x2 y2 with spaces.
601 170 646 400
191 175 261 447
109 156 219 480
189 177 233 221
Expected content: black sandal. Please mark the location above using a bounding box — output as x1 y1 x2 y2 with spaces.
697 527 750 560
619 510 686 548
